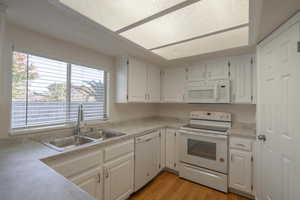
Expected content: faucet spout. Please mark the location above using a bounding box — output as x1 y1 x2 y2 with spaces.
75 104 84 136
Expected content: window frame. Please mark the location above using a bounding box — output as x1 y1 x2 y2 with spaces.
10 51 109 131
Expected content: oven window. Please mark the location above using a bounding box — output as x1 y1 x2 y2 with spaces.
187 139 216 160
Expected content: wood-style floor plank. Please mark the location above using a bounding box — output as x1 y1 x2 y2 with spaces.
130 172 250 200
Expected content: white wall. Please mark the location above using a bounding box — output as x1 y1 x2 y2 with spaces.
157 103 256 124
0 23 157 138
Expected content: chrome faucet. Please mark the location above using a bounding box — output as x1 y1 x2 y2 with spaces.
75 104 84 136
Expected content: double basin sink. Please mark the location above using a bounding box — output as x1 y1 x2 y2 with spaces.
43 129 126 151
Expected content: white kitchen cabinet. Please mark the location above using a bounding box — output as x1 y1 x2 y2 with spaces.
206 57 229 80
104 153 134 200
230 54 255 104
147 64 161 102
165 128 179 171
229 137 254 195
161 67 186 103
116 56 161 103
229 150 252 194
127 58 147 102
70 167 103 200
160 129 166 170
186 62 206 81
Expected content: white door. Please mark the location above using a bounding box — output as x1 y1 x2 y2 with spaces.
229 149 252 194
165 129 177 170
161 67 186 102
104 153 134 200
230 54 253 103
128 58 147 102
70 167 103 200
206 57 229 80
147 64 161 102
257 22 300 200
187 62 206 81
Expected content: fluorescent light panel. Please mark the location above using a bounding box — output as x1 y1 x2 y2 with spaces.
152 26 249 60
59 0 186 31
121 0 249 49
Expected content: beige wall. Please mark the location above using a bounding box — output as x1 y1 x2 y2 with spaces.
0 23 157 138
157 104 256 124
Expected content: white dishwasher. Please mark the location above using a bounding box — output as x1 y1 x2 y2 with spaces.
134 131 161 192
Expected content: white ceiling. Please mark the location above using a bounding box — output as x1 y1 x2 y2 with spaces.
1 0 300 66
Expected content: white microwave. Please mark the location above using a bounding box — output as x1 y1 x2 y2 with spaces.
185 79 230 103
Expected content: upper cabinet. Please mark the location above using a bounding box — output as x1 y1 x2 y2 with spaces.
115 57 161 103
186 58 229 81
206 57 229 80
229 54 255 104
161 67 186 103
116 54 256 104
147 64 161 103
187 62 206 81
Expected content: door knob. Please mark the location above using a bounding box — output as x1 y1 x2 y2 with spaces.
258 134 266 142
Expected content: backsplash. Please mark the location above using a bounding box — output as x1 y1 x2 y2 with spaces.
157 103 256 125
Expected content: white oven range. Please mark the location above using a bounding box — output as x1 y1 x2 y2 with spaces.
178 111 231 193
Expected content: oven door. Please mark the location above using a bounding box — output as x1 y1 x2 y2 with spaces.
179 130 228 174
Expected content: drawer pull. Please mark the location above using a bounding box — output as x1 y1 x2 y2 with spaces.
235 143 246 147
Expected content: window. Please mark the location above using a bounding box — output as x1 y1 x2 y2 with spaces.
11 51 108 129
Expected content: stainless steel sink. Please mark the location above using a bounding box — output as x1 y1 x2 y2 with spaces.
84 129 126 140
43 136 94 151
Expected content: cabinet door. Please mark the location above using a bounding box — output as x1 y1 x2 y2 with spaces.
165 129 177 170
147 64 161 102
104 153 134 200
161 67 186 102
187 62 206 81
230 55 253 103
160 129 166 170
70 167 103 200
229 149 252 194
206 57 229 80
128 58 147 102
150 132 161 176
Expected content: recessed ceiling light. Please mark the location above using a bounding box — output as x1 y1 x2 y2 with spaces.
120 0 249 49
58 0 187 31
152 26 249 60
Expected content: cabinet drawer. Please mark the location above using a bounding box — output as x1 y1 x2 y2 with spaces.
104 139 134 162
230 137 252 151
46 150 103 178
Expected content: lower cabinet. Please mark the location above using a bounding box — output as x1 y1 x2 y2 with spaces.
70 167 103 200
229 137 254 195
165 128 179 171
104 153 134 200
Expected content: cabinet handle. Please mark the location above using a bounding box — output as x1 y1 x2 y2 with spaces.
98 173 101 183
105 168 109 178
145 94 147 100
236 143 246 147
231 154 234 162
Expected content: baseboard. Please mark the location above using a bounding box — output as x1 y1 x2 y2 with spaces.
229 188 255 199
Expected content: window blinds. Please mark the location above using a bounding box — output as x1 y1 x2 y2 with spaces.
11 52 107 129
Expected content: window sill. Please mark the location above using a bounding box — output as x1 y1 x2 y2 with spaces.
10 119 110 135
10 124 74 136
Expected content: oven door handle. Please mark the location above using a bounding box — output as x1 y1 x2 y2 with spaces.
179 130 227 140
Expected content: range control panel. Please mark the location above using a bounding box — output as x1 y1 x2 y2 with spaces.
190 111 231 121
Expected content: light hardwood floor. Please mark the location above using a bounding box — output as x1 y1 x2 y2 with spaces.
130 172 250 200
